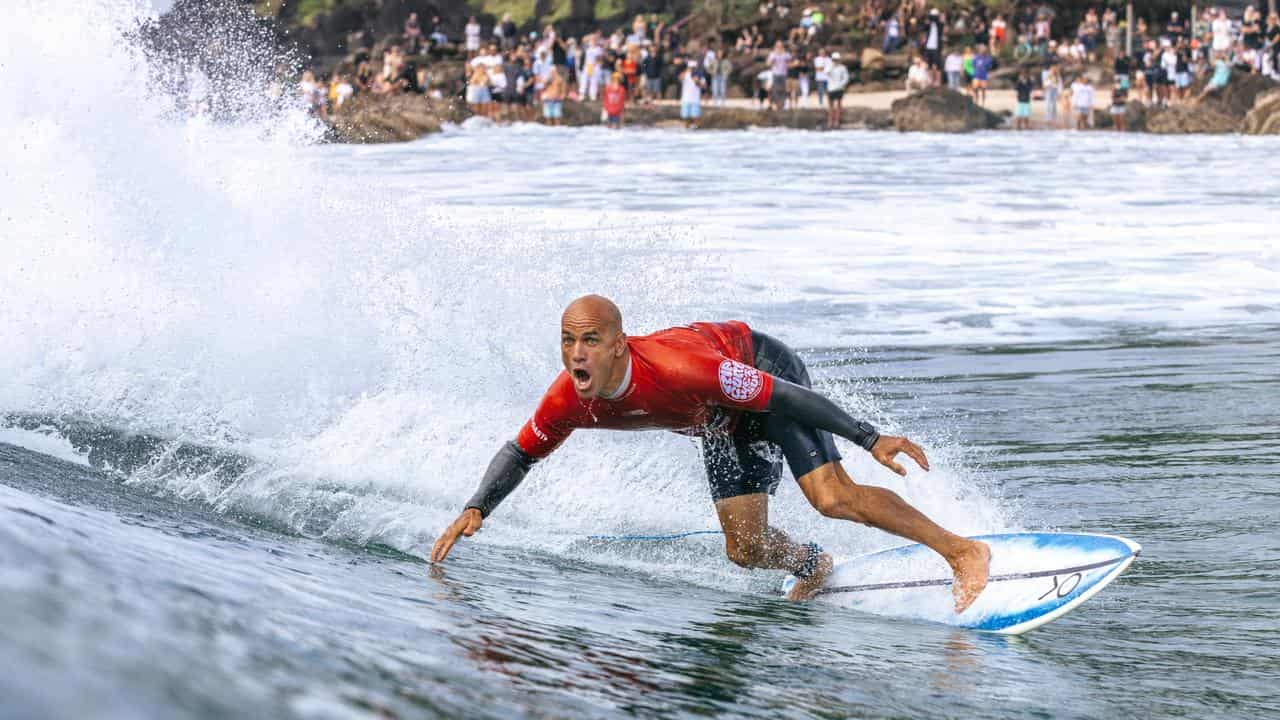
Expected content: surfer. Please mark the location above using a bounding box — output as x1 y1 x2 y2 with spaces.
431 295 991 612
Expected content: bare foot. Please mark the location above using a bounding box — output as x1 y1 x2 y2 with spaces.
949 541 991 613
786 552 834 601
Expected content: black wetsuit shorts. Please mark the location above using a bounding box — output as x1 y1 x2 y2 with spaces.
701 331 842 501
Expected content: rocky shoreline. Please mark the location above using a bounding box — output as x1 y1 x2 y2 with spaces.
327 82 1280 142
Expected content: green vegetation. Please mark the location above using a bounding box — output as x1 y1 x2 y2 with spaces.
594 0 627 22
292 0 336 26
479 0 539 25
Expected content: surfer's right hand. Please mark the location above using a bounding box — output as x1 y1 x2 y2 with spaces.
430 508 483 563
870 435 931 476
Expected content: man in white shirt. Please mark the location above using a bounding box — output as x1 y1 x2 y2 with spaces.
1070 75 1095 130
813 48 831 104
826 52 850 128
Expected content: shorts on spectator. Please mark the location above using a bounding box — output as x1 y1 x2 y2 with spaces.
680 101 701 119
828 88 844 102
466 86 491 104
1176 72 1191 88
645 77 662 95
1015 101 1031 118
924 49 942 69
542 100 563 119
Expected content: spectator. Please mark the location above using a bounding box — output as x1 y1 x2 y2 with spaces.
404 12 424 55
1042 64 1062 127
641 44 664 104
813 48 830 105
602 72 626 128
883 14 901 53
1211 9 1233 56
1198 53 1232 100
1014 68 1033 129
795 52 813 107
1114 52 1131 91
428 17 448 48
826 52 849 128
1070 74 1094 129
713 51 732 106
906 56 930 91
1109 84 1128 131
542 66 566 126
767 40 791 111
465 17 481 56
679 62 704 127
923 8 945 84
498 14 518 50
992 14 1008 51
299 70 327 119
944 49 963 89
971 44 993 105
466 61 492 118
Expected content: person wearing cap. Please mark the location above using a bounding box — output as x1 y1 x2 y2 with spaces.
826 51 849 129
923 8 945 85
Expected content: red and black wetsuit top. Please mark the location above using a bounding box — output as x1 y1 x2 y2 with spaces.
515 321 774 458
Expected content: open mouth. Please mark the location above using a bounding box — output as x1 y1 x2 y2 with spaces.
572 368 591 385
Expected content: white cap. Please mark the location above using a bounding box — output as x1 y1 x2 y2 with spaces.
831 52 841 59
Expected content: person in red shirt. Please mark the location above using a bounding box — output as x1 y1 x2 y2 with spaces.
602 72 627 129
432 295 991 611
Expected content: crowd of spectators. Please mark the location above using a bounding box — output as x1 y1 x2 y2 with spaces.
295 3 1280 131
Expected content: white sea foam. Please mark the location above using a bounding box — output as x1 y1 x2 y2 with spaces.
3 0 1277 589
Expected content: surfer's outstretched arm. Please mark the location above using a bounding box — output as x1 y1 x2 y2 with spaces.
767 380 931 475
430 442 538 563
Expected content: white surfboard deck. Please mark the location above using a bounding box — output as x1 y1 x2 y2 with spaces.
780 532 1140 634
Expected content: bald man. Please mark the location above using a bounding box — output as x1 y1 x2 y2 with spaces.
432 295 991 611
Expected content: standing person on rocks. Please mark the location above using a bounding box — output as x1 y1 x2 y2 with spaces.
679 61 705 128
541 66 566 126
602 72 627 129
944 49 963 89
971 44 993 105
1070 74 1095 130
641 44 664 105
1014 68 1033 130
961 46 976 95
583 36 604 101
826 52 849 129
883 13 901 53
1042 64 1062 128
923 8 945 85
465 16 481 57
430 297 993 611
1109 83 1128 131
813 48 831 106
466 62 492 119
714 52 733 107
767 41 792 111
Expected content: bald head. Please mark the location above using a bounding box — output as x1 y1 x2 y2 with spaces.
560 295 628 399
562 294 623 334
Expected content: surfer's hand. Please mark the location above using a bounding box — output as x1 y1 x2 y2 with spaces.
430 508 483 563
870 436 931 476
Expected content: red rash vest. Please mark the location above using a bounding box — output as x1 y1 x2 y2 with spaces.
515 321 774 458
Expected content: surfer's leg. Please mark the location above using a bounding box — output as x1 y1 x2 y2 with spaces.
702 414 830 599
794 462 990 612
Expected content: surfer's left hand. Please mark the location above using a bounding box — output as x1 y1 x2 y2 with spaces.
870 436 930 476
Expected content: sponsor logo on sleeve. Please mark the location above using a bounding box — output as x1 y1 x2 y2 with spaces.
530 419 549 442
718 359 763 403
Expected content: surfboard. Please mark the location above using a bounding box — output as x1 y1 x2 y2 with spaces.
780 532 1140 634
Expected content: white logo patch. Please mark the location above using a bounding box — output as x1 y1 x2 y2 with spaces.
718 360 763 403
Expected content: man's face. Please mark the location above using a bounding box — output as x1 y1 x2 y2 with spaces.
560 312 625 399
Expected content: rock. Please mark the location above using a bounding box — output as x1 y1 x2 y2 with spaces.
1092 100 1147 131
329 93 465 143
1145 103 1240 134
1243 88 1280 134
860 47 885 72
889 87 1003 132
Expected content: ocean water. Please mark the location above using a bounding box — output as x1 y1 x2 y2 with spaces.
3 2 1280 718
